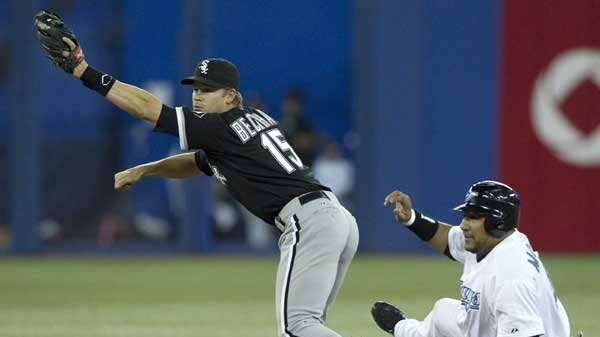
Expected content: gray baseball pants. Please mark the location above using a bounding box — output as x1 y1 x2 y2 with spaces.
274 191 359 337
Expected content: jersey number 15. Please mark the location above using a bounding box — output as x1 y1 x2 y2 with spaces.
261 129 304 173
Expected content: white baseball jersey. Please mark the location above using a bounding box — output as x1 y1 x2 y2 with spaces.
447 227 570 337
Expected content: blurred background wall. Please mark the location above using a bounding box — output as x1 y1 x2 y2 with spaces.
1 0 599 254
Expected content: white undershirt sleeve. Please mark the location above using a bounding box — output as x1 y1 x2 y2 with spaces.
448 226 466 264
175 106 189 150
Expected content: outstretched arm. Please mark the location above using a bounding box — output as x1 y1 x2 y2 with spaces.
114 152 201 191
384 190 452 254
34 10 162 124
69 40 162 124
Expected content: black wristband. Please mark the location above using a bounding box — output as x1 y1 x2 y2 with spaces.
80 66 116 96
406 211 439 242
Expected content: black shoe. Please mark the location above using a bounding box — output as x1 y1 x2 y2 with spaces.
371 301 406 334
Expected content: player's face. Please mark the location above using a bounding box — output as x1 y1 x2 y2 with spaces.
459 213 494 254
192 84 232 113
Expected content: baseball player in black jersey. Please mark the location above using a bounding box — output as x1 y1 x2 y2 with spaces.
35 11 359 337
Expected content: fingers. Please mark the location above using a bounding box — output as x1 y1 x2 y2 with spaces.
114 177 125 190
62 37 76 50
394 203 406 217
394 210 405 223
61 37 77 58
114 171 133 191
384 190 407 206
384 189 413 223
384 190 401 206
393 203 412 223
114 182 131 191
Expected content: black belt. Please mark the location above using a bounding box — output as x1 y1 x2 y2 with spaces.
299 190 329 205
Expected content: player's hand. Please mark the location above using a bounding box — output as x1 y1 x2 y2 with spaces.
114 168 143 191
33 10 87 75
62 37 88 78
384 190 413 223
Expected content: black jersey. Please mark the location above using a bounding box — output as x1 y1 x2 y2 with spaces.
154 105 330 225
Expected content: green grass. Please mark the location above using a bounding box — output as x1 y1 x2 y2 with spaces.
0 254 597 337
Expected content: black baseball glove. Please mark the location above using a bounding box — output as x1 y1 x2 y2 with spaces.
33 10 84 73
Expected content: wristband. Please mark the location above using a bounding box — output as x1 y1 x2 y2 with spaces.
406 210 439 242
80 66 116 96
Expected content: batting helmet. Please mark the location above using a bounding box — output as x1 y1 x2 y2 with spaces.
453 180 521 237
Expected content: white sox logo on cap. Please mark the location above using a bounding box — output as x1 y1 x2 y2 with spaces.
200 60 210 75
181 58 239 89
531 47 600 167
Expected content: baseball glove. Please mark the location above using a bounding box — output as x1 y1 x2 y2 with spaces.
33 10 84 73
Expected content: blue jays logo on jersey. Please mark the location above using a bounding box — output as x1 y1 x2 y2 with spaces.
459 281 481 311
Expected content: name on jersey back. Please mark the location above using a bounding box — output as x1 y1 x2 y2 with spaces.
229 109 278 143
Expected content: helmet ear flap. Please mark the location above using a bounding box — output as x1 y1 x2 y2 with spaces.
484 217 507 238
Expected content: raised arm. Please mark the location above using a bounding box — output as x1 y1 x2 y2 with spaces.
383 190 453 254
71 53 162 124
114 152 201 191
34 10 162 124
